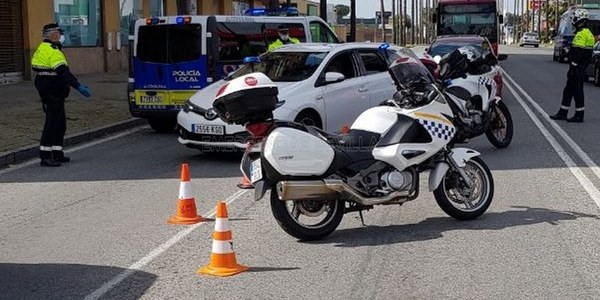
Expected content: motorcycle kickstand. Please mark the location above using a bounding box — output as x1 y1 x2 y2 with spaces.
359 210 366 226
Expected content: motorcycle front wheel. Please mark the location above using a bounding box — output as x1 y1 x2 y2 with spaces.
434 157 494 220
485 101 513 148
270 187 344 241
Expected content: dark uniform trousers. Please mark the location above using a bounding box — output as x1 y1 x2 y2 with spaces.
561 65 587 110
35 76 69 160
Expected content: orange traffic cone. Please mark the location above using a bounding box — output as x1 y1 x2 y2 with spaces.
198 201 248 277
167 163 204 225
237 174 254 189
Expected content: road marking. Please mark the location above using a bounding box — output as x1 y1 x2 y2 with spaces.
0 126 145 175
504 73 600 182
83 189 248 300
504 80 600 208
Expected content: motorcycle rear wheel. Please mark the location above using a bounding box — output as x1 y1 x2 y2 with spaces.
433 157 494 220
270 187 344 241
485 101 513 148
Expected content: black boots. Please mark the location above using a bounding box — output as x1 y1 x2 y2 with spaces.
549 109 568 120
53 151 71 163
40 150 70 167
567 110 584 123
550 109 584 123
41 158 61 167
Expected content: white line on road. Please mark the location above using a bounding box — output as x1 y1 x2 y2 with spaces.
83 189 248 300
504 80 600 208
504 73 600 182
0 126 146 176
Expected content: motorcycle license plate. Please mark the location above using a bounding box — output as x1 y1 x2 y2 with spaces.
250 159 262 183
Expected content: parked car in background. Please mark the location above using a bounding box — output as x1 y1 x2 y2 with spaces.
586 41 600 86
177 43 418 152
426 35 506 97
519 32 540 47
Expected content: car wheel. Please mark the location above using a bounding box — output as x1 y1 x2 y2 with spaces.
534 45 539 48
294 110 323 129
595 66 600 87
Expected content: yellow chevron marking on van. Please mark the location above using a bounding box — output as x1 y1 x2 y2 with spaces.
413 112 452 125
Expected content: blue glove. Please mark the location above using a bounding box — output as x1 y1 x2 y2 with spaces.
77 84 91 98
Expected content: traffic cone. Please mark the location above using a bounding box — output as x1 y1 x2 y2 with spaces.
167 163 204 225
237 174 254 189
198 201 248 277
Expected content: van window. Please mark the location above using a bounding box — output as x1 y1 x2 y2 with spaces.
137 24 202 63
217 22 306 63
310 21 338 43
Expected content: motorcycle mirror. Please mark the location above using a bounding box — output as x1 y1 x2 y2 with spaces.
433 55 442 64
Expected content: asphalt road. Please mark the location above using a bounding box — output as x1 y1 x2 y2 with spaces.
2 45 600 299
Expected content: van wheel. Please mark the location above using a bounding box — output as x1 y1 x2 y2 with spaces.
294 111 322 129
148 118 176 133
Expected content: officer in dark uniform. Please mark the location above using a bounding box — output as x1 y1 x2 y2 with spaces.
31 23 92 167
550 9 595 123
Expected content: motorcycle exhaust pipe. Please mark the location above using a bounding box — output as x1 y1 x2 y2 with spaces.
277 180 411 205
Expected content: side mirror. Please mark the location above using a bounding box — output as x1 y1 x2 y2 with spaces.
325 72 345 84
433 55 442 64
497 54 508 61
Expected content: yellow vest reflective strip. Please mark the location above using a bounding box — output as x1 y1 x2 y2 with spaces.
31 42 68 70
268 37 300 52
572 28 595 50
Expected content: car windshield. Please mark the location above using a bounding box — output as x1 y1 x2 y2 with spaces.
228 51 328 82
429 41 484 57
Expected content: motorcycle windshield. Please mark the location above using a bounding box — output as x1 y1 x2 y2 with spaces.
388 55 435 89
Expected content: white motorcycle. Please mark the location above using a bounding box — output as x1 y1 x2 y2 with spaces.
433 47 513 148
212 49 494 241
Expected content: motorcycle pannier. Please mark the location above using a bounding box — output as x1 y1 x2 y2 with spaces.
213 73 279 125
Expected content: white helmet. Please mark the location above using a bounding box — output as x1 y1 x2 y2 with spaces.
572 9 590 26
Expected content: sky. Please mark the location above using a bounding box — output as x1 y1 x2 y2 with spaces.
323 0 518 18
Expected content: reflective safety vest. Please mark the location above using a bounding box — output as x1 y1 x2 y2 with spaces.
31 42 68 72
573 28 595 50
268 37 300 52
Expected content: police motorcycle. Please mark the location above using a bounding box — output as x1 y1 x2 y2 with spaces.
432 46 513 148
212 47 494 241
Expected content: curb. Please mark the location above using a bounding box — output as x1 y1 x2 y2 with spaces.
0 118 146 169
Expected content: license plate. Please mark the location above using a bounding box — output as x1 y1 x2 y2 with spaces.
250 159 262 183
192 124 224 135
139 95 164 104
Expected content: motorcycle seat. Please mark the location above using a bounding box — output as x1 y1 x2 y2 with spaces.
307 127 379 162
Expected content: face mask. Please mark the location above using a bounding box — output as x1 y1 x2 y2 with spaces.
59 35 65 44
279 33 289 41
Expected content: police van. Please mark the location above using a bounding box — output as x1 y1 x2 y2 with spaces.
128 15 340 132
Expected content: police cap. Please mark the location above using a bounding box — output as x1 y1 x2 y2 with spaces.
42 23 64 34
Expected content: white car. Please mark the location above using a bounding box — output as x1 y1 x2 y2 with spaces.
177 43 418 151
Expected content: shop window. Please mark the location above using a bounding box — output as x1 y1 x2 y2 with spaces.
120 0 143 44
54 0 102 47
150 0 164 17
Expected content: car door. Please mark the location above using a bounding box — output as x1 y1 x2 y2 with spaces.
355 49 396 107
319 50 369 133
588 41 600 77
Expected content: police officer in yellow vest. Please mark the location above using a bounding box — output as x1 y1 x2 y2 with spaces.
31 23 92 167
550 9 595 123
267 24 300 52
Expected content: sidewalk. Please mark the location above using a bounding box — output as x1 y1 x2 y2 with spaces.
0 71 145 168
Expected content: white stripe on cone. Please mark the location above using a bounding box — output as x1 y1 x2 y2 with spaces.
212 240 234 254
179 181 191 199
214 218 231 232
